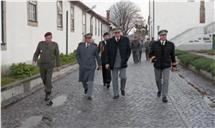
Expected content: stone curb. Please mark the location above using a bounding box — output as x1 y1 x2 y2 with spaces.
1 64 79 108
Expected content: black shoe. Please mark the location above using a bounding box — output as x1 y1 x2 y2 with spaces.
113 95 120 99
84 89 88 94
87 96 92 100
121 90 125 96
157 91 161 97
45 93 51 101
107 84 110 89
47 100 53 106
103 83 106 86
162 97 168 103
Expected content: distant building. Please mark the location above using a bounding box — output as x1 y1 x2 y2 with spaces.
1 1 115 73
148 0 215 40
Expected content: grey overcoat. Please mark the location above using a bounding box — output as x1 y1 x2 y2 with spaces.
76 42 101 82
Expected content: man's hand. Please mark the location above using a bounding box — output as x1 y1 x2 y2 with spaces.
105 64 110 69
150 56 156 63
171 63 177 72
97 65 102 70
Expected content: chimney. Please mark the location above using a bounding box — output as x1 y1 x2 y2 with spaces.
200 0 205 24
106 10 110 22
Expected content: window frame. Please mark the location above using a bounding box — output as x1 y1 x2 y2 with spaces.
82 11 86 35
70 3 75 32
27 0 38 27
57 0 63 29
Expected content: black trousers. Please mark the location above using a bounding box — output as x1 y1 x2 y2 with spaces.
102 65 111 84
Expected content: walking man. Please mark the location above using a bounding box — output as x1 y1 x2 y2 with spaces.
131 36 141 63
33 32 60 101
98 32 112 89
76 33 102 100
144 38 151 61
149 30 177 103
105 28 131 99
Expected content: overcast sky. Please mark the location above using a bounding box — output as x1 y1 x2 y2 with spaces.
81 0 149 22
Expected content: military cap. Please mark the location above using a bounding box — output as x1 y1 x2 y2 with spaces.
84 33 93 38
158 30 168 35
112 27 122 33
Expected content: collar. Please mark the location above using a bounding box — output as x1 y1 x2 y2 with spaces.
115 37 121 42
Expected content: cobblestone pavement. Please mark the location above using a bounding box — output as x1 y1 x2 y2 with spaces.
2 59 215 128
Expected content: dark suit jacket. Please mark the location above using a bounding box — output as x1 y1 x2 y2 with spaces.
149 40 176 69
104 36 131 69
98 40 108 65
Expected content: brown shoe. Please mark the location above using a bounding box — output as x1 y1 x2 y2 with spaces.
113 95 120 99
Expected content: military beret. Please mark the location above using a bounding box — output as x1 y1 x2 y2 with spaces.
112 27 122 33
84 33 93 37
158 30 168 35
103 32 110 36
44 32 52 37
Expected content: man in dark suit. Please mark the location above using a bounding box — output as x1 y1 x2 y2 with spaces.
149 30 177 103
98 32 111 89
105 28 131 99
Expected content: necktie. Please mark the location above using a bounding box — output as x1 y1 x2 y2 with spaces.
162 41 165 45
116 38 119 42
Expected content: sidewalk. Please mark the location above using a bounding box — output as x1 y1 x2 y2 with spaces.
2 59 215 128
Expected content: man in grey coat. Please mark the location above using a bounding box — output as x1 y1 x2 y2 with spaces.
76 33 102 100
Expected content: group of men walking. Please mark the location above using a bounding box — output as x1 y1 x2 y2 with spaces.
33 28 177 104
77 27 131 100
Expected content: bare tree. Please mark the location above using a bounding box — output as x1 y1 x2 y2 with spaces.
110 1 145 35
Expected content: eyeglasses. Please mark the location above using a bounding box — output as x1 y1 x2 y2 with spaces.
85 37 92 39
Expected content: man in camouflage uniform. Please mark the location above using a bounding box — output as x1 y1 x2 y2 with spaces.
33 32 60 101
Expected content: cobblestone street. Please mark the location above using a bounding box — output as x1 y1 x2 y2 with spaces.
2 59 215 128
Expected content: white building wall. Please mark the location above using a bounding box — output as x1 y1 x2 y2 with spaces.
69 5 84 51
149 0 215 40
0 3 2 73
0 3 2 44
1 1 110 70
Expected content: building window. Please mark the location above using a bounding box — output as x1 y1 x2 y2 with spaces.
27 1 38 26
90 16 93 34
57 0 63 29
70 3 74 32
82 12 86 35
95 18 97 35
200 0 205 24
98 21 100 36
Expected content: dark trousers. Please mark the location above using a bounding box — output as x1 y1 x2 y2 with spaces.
102 65 111 84
132 51 140 63
139 51 142 61
145 48 150 61
39 66 54 94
